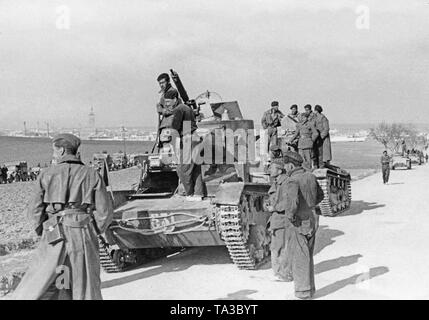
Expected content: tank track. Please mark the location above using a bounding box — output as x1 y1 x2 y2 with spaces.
99 238 125 273
217 196 270 270
99 238 181 273
317 177 351 217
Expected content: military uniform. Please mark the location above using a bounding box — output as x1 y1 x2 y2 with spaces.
283 166 324 299
170 101 204 197
280 113 300 152
268 173 293 281
289 116 319 169
381 154 391 184
314 112 332 168
157 84 182 132
261 109 284 152
12 151 113 300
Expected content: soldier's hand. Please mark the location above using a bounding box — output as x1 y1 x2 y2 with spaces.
267 205 274 212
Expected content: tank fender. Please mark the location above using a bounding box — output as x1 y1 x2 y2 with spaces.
212 182 245 206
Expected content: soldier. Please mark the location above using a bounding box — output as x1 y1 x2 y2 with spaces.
156 73 179 116
12 133 113 300
270 144 283 160
156 73 182 145
1 165 7 184
288 106 319 170
381 150 391 184
282 151 324 299
280 104 300 152
267 158 293 282
313 105 332 168
261 101 285 153
164 89 204 201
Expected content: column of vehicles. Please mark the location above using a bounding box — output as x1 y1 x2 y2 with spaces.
0 161 41 184
92 152 148 171
390 150 425 170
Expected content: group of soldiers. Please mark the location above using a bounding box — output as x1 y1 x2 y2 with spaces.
262 102 332 169
9 72 329 300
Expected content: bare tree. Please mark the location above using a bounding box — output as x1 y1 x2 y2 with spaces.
370 122 416 153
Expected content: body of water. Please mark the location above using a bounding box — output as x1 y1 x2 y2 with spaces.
0 136 385 170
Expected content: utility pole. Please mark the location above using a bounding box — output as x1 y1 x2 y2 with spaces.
46 122 50 138
23 121 27 136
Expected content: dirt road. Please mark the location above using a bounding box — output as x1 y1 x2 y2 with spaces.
101 163 429 300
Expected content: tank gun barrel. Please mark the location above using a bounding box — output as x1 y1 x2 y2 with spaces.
170 69 199 116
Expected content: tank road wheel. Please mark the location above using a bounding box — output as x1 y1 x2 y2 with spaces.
217 195 270 270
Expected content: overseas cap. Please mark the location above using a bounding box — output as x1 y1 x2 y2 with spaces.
52 133 81 151
164 89 178 100
271 101 279 107
270 158 284 168
270 144 281 151
283 150 303 165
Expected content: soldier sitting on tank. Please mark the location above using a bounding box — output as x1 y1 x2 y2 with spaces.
163 89 205 201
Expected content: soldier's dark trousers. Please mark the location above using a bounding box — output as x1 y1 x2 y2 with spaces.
176 163 204 196
382 165 390 184
313 138 324 168
288 225 316 299
267 127 278 152
269 213 292 280
299 148 313 170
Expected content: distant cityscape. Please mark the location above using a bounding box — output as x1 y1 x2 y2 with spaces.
1 107 429 144
0 107 158 142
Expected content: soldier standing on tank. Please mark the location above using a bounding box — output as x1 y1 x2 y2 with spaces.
261 101 285 153
12 133 113 300
288 105 319 170
281 151 324 299
381 150 391 184
280 104 300 152
156 73 182 146
163 89 204 201
313 105 332 168
267 158 293 282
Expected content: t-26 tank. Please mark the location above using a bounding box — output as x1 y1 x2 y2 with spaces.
99 70 272 272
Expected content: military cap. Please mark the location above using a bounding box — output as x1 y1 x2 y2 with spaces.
157 73 170 82
270 144 281 151
304 104 312 110
290 104 298 110
271 101 279 107
315 104 323 113
164 89 178 100
270 158 284 168
52 133 81 151
283 150 303 165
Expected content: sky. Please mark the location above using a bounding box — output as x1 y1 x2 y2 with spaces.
0 0 428 130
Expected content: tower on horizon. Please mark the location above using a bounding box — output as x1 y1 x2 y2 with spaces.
88 107 95 132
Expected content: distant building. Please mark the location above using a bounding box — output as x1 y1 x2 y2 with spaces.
88 107 96 133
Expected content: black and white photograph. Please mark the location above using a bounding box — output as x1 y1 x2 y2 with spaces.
1 0 429 304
